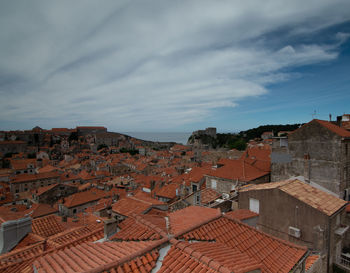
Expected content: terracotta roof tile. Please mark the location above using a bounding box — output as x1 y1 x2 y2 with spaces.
111 216 165 241
199 188 221 204
207 159 269 182
10 172 60 184
33 240 161 273
168 206 221 236
61 188 109 208
154 183 179 200
112 195 165 217
305 255 320 271
225 209 259 221
180 217 307 273
315 119 350 137
32 215 66 238
241 179 347 216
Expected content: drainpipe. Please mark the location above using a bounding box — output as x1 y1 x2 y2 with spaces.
327 215 332 273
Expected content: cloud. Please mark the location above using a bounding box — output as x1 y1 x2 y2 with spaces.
0 0 350 130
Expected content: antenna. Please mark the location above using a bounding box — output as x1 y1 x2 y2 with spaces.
311 110 317 119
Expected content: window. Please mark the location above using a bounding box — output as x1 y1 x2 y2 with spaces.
192 184 198 192
196 194 200 205
73 208 77 214
249 198 259 214
211 179 217 190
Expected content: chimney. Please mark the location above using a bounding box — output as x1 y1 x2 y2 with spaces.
104 218 118 239
329 113 332 121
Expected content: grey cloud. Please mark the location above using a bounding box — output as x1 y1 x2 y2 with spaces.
0 0 350 130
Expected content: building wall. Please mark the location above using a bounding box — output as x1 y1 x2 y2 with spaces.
271 121 348 197
205 175 269 194
10 177 60 193
0 217 31 254
205 176 238 194
34 185 78 204
59 200 99 217
239 188 345 271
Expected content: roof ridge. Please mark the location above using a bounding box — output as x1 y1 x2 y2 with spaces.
128 196 152 205
170 239 260 273
132 214 167 238
83 238 168 273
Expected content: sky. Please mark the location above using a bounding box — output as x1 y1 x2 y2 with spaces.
1 0 350 133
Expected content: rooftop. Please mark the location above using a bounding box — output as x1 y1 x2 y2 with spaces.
240 179 347 216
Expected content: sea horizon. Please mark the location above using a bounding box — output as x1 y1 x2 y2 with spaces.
122 132 192 145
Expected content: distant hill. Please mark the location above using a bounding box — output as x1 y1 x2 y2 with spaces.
239 123 302 140
188 123 302 150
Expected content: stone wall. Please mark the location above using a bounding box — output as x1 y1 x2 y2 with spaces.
271 120 349 197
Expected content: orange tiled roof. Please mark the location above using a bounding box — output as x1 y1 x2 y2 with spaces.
37 165 59 173
0 223 104 272
61 188 109 208
240 179 347 216
305 255 320 271
315 119 350 137
10 158 36 170
181 216 307 273
111 215 166 241
168 206 221 236
225 209 259 221
158 240 262 273
111 196 161 217
200 188 221 204
11 233 45 251
34 183 58 196
154 183 179 200
33 240 161 273
208 159 269 182
30 203 58 218
10 172 59 184
31 215 66 238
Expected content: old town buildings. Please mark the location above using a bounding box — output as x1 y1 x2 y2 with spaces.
0 120 349 272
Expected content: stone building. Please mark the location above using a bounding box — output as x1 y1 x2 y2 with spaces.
271 119 350 199
0 141 27 155
9 172 60 193
205 157 270 194
94 132 121 147
239 179 348 272
58 188 109 217
32 183 78 204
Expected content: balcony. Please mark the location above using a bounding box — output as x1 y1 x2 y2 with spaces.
336 253 350 271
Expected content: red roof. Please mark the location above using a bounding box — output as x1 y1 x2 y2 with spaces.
154 183 179 200
31 215 66 237
208 159 269 182
111 215 166 241
315 119 350 137
11 172 59 184
61 188 109 208
291 119 350 138
181 216 307 273
159 241 262 273
168 206 221 236
112 196 165 217
198 188 221 204
225 209 259 221
33 240 161 273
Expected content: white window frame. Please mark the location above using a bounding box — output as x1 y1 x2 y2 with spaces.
211 179 217 190
249 198 260 214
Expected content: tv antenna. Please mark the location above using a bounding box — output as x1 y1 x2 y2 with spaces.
311 110 317 119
